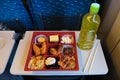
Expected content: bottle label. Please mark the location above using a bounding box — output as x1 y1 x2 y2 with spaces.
87 30 95 41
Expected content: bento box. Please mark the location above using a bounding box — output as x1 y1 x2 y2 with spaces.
24 31 79 71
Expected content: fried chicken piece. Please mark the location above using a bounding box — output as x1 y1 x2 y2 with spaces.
33 41 46 56
50 47 58 56
40 42 46 54
49 45 62 56
33 43 41 56
57 45 62 54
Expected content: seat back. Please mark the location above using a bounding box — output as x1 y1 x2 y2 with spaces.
28 0 96 30
39 14 81 30
1 19 26 33
0 0 33 32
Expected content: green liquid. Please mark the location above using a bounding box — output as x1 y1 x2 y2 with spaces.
77 13 100 50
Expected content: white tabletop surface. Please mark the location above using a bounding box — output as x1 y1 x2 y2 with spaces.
10 31 108 76
0 31 15 74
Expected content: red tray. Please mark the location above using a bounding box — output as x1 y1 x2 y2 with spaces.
24 31 79 71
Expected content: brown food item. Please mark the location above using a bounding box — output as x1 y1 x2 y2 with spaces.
49 45 62 56
50 48 58 56
58 56 76 69
28 56 44 70
33 43 41 56
63 47 74 55
33 42 46 56
40 42 46 54
57 45 62 54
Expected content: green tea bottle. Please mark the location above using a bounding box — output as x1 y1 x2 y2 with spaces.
77 3 100 50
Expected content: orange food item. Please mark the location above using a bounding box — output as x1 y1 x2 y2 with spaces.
33 43 41 56
37 37 45 43
50 48 58 56
40 42 46 54
33 42 46 56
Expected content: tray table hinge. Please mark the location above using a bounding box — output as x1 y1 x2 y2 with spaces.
12 33 25 40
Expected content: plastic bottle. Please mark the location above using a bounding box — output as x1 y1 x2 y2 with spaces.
77 3 100 50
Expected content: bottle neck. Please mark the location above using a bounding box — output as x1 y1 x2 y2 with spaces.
89 10 98 15
89 11 99 24
89 11 98 15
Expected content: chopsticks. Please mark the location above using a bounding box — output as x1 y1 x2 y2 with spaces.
83 40 100 73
